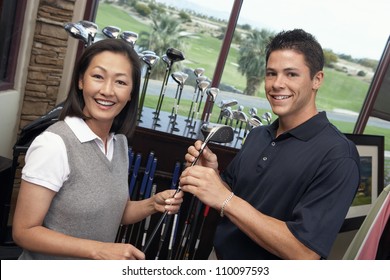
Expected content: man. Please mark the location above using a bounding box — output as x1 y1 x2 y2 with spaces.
180 29 360 259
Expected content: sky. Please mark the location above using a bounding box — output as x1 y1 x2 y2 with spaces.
155 0 390 60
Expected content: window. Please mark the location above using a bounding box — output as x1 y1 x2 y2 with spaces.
0 0 26 90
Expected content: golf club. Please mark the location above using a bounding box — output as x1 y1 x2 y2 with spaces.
203 87 219 122
120 31 138 47
138 53 160 121
64 22 89 47
102 25 121 39
143 125 234 254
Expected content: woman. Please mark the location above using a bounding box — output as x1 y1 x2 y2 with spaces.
12 38 183 260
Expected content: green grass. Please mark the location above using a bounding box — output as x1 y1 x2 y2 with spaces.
317 68 369 112
96 3 151 34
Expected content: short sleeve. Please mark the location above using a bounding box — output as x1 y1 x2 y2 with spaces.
22 131 69 192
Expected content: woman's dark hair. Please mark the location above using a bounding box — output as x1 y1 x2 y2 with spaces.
265 29 324 79
59 38 141 142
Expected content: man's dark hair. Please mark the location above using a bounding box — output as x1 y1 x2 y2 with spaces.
59 38 141 142
265 29 324 78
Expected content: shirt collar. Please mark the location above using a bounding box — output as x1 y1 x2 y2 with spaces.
64 116 116 143
267 111 329 141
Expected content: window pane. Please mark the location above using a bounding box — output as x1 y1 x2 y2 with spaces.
94 0 390 186
221 0 390 186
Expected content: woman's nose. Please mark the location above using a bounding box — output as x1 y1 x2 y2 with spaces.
99 80 114 95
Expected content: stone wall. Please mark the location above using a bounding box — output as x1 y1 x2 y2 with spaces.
19 0 76 129
8 0 77 228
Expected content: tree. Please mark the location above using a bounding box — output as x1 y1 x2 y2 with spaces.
137 12 193 79
323 48 338 67
237 29 274 96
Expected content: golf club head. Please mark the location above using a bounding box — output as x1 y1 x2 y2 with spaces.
161 54 171 67
196 76 207 84
142 53 159 68
221 107 233 119
171 72 183 85
197 80 210 92
64 22 89 45
142 50 156 55
238 105 244 112
166 47 185 62
102 26 121 38
79 20 98 41
120 31 138 47
206 87 219 102
201 124 234 144
261 112 272 124
232 110 240 121
218 99 238 108
248 117 263 128
194 67 205 77
237 111 248 122
249 107 258 117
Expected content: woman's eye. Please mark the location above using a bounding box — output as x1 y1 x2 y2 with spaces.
92 74 103 79
116 80 127 86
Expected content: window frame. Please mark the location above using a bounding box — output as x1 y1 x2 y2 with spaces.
0 0 27 91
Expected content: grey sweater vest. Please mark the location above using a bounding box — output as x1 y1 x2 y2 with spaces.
19 121 129 259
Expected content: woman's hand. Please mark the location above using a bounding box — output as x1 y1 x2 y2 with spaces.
93 242 145 260
153 189 184 214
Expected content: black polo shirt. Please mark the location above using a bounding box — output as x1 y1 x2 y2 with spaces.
214 111 360 259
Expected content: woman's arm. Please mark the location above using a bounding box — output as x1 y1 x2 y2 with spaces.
13 180 144 260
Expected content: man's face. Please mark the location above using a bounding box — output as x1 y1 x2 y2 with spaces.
265 49 323 122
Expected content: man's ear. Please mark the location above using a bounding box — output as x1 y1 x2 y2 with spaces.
313 71 324 90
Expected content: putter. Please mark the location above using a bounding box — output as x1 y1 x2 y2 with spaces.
143 125 234 254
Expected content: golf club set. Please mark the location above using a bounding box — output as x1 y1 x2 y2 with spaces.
64 20 221 134
115 124 235 259
216 99 273 141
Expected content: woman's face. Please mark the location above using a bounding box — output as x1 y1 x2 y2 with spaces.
78 51 133 131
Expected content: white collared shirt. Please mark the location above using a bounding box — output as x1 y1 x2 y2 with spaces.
22 116 116 192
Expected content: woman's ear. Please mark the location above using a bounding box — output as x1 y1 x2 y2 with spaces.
78 78 83 90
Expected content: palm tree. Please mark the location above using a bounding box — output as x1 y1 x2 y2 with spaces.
237 29 274 96
137 12 192 79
